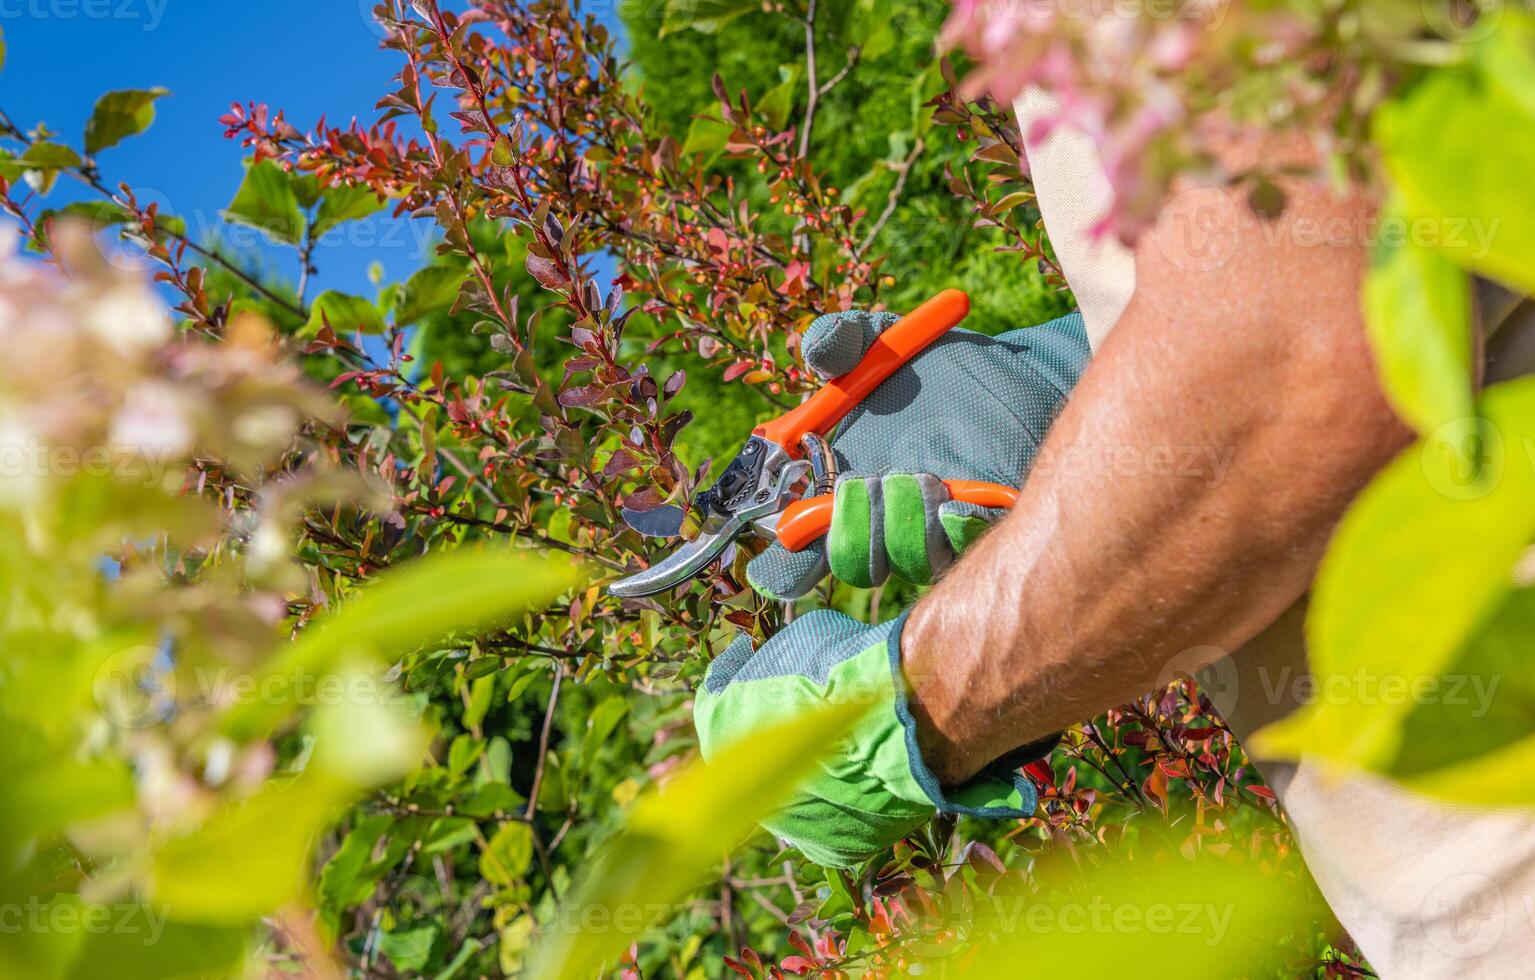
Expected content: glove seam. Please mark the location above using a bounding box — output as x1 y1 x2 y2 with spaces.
885 609 1042 819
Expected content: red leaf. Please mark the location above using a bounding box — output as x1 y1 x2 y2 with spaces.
780 957 814 976
722 361 753 382
558 385 603 408
526 253 569 289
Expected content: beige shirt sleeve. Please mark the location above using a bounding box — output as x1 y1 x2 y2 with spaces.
1012 88 1136 350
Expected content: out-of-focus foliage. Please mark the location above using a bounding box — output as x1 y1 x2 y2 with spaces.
0 0 1439 976
0 222 578 977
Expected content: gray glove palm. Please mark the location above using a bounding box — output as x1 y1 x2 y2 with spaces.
746 308 1090 600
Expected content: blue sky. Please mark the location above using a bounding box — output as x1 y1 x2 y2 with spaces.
1 1 623 301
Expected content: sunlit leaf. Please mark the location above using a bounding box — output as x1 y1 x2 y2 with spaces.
527 700 868 980
224 159 305 245
1253 376 1535 769
149 772 343 920
1362 193 1474 434
223 549 581 741
659 0 761 35
303 289 386 336
1375 66 1535 294
84 88 169 155
312 183 386 239
949 851 1323 976
396 264 466 327
479 821 534 885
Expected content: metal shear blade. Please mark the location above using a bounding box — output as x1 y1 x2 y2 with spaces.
608 448 810 598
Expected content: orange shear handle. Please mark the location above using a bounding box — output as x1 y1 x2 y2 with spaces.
775 479 1020 553
752 289 971 455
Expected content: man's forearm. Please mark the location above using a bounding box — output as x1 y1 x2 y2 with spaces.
903 166 1415 784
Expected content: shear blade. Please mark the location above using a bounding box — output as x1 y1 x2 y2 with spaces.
608 517 739 598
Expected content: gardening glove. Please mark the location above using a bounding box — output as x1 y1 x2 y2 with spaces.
746 308 1089 600
694 608 1057 868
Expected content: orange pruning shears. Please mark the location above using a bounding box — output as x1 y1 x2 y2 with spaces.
607 289 1019 598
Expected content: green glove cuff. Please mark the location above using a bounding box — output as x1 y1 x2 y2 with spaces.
694 608 1049 867
884 609 1044 820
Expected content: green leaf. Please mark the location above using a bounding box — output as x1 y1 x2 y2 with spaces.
379 923 441 972
1375 67 1535 294
756 66 802 131
1254 376 1535 770
317 814 397 913
956 851 1321 976
224 159 305 245
527 700 869 980
21 141 82 170
84 88 168 155
582 694 627 759
313 183 386 239
150 774 342 920
1388 586 1535 803
681 109 731 158
464 673 496 731
479 821 533 885
65 915 247 980
397 264 466 327
304 290 386 336
1362 194 1474 434
223 549 581 741
660 0 760 35
433 938 484 980
19 141 82 192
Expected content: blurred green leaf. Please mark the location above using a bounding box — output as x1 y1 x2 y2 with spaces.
527 699 868 980
660 0 760 35
1254 376 1535 771
681 108 731 158
1362 194 1474 434
65 915 246 980
479 821 533 885
313 183 386 239
19 142 82 193
951 851 1322 976
224 159 305 245
304 290 386 336
223 549 581 741
84 88 168 155
397 264 466 327
317 814 397 914
150 773 341 921
379 923 441 972
756 66 802 130
1376 66 1535 294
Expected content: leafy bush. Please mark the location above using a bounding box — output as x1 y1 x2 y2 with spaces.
12 0 1497 976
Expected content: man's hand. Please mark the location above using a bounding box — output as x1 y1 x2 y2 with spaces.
746 308 1090 599
693 609 1044 867
901 134 1417 784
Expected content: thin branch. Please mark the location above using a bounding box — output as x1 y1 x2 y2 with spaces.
857 137 925 256
797 0 820 160
817 45 861 98
524 667 563 820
